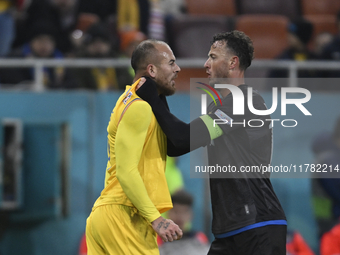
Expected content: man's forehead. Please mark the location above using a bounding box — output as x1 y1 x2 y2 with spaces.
211 40 226 49
208 40 227 55
155 44 174 60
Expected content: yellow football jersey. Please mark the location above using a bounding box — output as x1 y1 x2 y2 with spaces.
92 79 172 222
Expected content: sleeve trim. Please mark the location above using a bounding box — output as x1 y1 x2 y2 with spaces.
118 98 143 126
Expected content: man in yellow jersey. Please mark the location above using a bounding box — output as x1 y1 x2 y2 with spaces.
86 39 183 255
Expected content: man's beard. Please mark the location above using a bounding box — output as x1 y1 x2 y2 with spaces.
156 82 176 96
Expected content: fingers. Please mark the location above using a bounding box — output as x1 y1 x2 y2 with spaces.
171 233 178 241
161 235 168 243
161 233 175 242
166 232 174 242
155 219 182 242
174 227 183 240
136 77 146 90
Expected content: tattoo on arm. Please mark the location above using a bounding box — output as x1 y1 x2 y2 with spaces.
163 222 170 230
156 220 166 231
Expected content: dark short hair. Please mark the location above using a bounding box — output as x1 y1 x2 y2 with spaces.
171 190 194 207
211 30 254 70
289 18 314 45
131 39 163 73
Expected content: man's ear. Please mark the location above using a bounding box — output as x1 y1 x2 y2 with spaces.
146 64 157 78
229 56 239 70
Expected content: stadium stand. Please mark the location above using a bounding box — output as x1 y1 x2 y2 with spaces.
75 13 100 32
185 0 236 16
235 14 289 59
305 15 338 41
301 0 340 16
168 15 231 58
167 15 231 90
238 0 300 19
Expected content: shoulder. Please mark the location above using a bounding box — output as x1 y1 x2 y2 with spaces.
119 99 152 126
126 99 152 113
244 85 266 107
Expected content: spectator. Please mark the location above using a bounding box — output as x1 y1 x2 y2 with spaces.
71 22 131 90
0 0 16 56
0 20 76 89
148 0 165 40
120 29 147 58
313 32 333 58
267 18 320 88
286 230 315 255
158 190 210 255
318 10 340 80
118 29 147 84
160 0 186 17
311 117 340 236
321 10 340 61
116 0 150 37
51 0 79 30
13 0 79 55
78 0 116 22
320 220 340 255
78 0 150 37
276 18 315 61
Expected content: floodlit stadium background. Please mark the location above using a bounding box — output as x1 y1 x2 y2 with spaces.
1 0 340 254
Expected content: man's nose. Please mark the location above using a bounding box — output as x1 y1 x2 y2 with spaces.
175 63 181 72
204 59 210 68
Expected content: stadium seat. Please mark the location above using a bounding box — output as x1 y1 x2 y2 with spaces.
185 0 236 16
168 15 231 58
235 15 289 59
238 0 300 19
175 68 207 91
301 0 340 15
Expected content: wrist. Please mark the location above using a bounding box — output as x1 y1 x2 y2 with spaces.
151 216 164 227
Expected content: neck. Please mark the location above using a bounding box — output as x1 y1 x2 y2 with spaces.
133 74 142 83
133 74 161 95
220 72 245 97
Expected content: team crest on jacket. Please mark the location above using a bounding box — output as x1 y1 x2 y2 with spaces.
123 91 133 104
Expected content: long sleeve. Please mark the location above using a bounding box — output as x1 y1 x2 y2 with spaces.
115 101 161 223
136 77 223 155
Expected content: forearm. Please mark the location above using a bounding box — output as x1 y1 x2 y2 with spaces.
116 164 161 222
151 97 190 148
115 102 161 222
166 117 213 156
150 98 214 153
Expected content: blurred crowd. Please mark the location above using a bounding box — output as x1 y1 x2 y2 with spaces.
0 0 166 90
0 0 340 90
